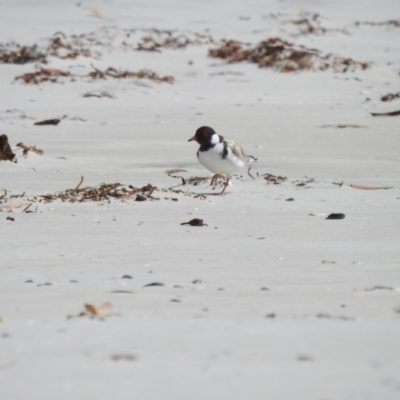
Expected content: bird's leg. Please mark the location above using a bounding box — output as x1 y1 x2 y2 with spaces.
210 174 219 186
219 176 230 196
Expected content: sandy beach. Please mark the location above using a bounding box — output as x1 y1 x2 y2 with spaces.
1 1 400 399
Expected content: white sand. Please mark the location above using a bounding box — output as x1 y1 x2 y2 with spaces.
1 1 400 399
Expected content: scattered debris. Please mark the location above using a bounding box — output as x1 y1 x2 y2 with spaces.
0 178 206 206
349 184 393 190
16 142 43 156
322 260 336 264
0 134 16 162
134 194 147 202
287 12 349 36
121 275 133 279
265 313 276 318
6 216 15 221
264 173 287 184
370 110 400 117
247 166 255 179
332 181 344 188
286 198 295 201
88 65 174 84
322 124 367 128
35 181 160 203
381 92 400 102
0 202 30 213
326 213 345 220
82 91 115 98
110 354 136 362
355 20 400 28
15 67 70 84
89 8 103 19
293 177 314 187
34 118 60 126
0 43 46 64
209 37 369 73
297 354 314 362
165 168 188 175
187 176 210 185
192 279 202 284
136 30 213 52
181 218 207 226
316 313 355 321
67 302 113 320
356 285 395 292
309 212 344 219
14 64 173 86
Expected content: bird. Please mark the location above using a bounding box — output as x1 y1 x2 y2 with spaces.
188 126 257 195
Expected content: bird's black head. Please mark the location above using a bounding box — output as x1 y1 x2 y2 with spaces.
188 126 217 145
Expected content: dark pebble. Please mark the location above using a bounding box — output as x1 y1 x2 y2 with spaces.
25 279 33 283
261 287 269 291
170 299 181 303
265 313 276 318
143 282 165 287
121 275 133 279
326 213 345 220
286 198 295 201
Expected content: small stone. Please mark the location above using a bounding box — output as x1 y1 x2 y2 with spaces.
143 282 165 287
121 275 133 279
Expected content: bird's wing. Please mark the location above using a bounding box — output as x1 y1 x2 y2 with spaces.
224 138 247 161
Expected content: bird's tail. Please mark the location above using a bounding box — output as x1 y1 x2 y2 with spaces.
247 155 257 164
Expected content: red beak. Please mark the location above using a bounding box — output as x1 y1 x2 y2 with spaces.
188 135 197 142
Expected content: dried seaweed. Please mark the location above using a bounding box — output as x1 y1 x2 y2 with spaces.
15 64 173 85
287 12 349 36
14 67 70 84
0 178 205 207
16 142 43 156
1 28 213 66
88 66 174 83
263 174 287 184
209 37 369 73
136 30 214 52
0 43 46 64
355 20 400 28
0 34 93 65
381 92 400 102
37 182 161 203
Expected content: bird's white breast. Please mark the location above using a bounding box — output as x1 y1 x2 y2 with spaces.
197 142 245 175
